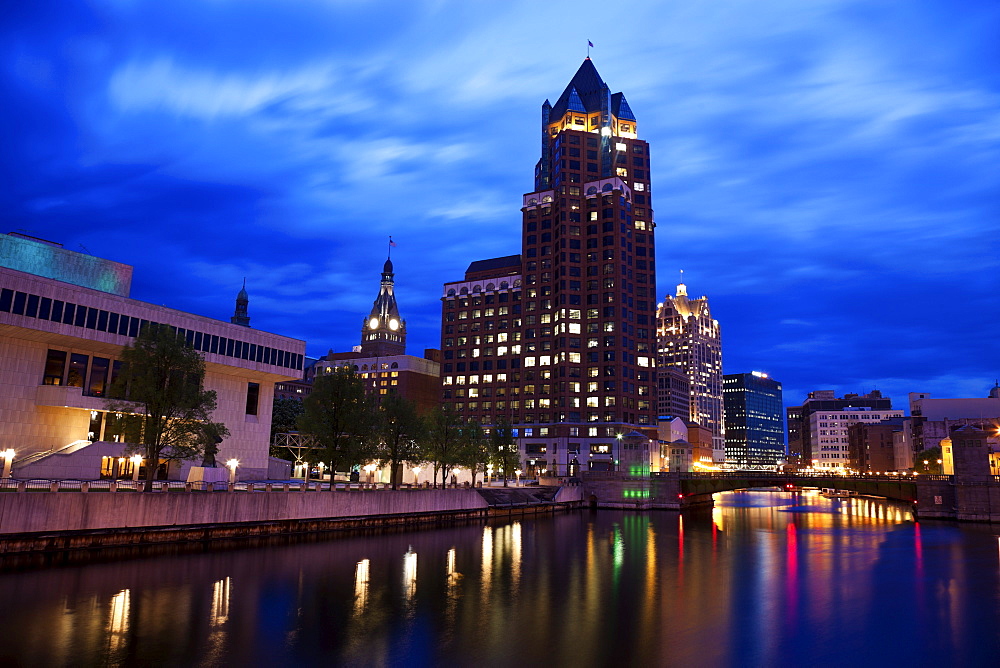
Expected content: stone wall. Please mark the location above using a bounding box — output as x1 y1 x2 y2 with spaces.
0 489 490 536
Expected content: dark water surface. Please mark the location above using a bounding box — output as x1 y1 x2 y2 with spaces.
2 490 999 667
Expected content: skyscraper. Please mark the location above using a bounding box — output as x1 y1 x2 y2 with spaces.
723 372 784 468
440 58 658 476
655 281 724 461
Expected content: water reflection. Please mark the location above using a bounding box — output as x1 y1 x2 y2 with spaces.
2 491 1000 666
107 589 129 653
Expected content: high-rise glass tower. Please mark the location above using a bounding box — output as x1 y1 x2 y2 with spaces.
723 372 784 468
440 59 658 476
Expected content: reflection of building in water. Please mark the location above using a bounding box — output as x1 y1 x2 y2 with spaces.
211 578 230 626
107 589 130 653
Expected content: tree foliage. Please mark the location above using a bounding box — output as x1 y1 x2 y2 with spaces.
422 405 464 486
297 367 376 484
457 419 488 486
376 394 423 489
106 323 228 490
270 396 305 456
914 446 943 473
489 416 521 487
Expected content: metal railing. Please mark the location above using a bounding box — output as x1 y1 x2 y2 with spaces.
0 478 485 493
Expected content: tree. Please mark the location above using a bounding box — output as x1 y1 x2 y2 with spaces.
270 396 305 457
457 419 488 486
422 406 463 487
297 367 376 487
376 394 423 490
914 446 943 474
106 323 228 491
489 416 520 487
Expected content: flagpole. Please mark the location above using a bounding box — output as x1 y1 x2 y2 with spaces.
388 236 392 259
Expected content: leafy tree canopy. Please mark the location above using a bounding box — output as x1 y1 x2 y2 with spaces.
297 367 377 482
106 323 228 489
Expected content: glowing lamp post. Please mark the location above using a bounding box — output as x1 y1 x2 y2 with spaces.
937 458 943 475
515 469 523 487
130 455 143 482
226 459 239 485
412 466 421 485
1 449 15 479
486 464 493 485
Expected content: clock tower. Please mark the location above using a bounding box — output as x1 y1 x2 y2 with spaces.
361 257 406 356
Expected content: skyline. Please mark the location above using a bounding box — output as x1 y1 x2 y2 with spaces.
3 0 997 409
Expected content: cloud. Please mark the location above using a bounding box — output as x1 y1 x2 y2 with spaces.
108 58 339 118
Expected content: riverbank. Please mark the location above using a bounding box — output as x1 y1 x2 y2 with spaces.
0 486 584 557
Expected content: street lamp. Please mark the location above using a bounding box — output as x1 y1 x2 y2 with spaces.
412 466 421 485
937 458 943 474
130 455 143 482
515 469 522 486
486 463 493 485
1 449 15 479
226 458 239 484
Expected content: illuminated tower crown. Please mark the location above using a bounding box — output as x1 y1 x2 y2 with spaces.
361 258 406 356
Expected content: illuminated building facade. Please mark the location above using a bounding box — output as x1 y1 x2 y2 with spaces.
807 406 903 470
0 232 305 480
440 59 658 476
787 390 894 463
722 372 784 468
655 282 724 461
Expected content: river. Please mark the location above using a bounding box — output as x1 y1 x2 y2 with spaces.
1 490 998 667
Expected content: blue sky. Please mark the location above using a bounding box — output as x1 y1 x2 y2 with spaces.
3 0 997 409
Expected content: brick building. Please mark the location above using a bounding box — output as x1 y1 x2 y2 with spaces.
440 59 658 476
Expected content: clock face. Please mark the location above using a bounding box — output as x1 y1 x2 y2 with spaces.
389 318 399 331
369 317 379 330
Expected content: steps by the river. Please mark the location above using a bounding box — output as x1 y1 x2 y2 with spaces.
475 486 560 506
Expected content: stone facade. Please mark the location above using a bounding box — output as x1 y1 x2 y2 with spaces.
1 239 305 480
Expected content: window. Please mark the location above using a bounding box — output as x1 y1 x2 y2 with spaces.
246 382 260 416
43 349 66 385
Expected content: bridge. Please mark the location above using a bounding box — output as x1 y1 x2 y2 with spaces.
581 471 1000 522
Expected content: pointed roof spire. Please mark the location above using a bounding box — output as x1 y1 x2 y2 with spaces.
549 58 609 121
231 279 250 327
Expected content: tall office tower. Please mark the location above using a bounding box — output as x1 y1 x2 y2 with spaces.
723 372 784 468
441 59 658 476
655 282 724 461
786 390 894 463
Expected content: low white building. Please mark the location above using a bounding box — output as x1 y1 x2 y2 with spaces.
0 233 305 480
809 407 904 470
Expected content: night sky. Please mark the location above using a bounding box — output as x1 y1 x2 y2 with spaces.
3 0 997 410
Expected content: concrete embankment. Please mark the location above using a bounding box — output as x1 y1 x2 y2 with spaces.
0 486 584 555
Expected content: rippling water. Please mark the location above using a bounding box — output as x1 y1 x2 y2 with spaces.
1 490 999 667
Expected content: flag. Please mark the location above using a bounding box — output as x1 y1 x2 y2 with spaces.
588 40 594 47
389 237 397 247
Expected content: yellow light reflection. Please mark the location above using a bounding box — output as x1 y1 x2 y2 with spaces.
511 522 522 594
107 589 130 653
403 549 417 601
210 577 230 626
354 559 370 614
481 527 493 598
